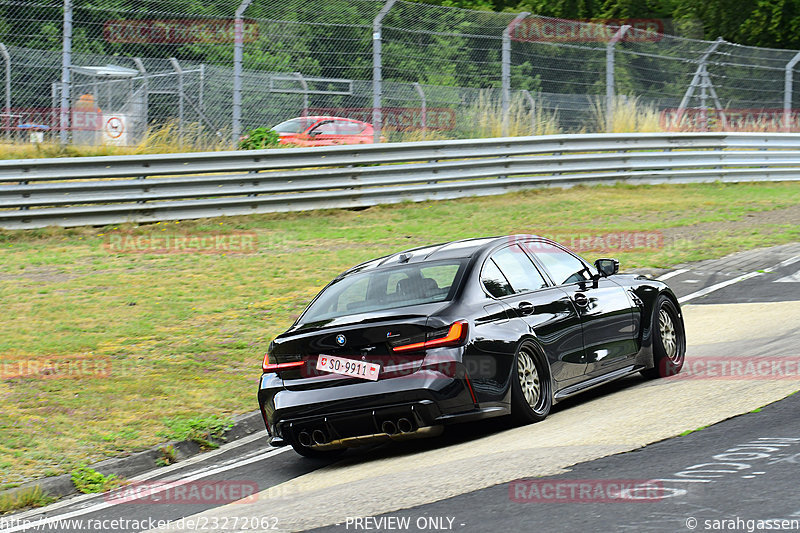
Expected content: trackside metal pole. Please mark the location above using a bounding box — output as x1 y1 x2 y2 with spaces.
372 0 396 144
232 0 253 147
413 82 426 139
605 24 630 133
133 58 148 140
169 58 184 143
501 12 529 137
0 43 10 140
521 90 535 135
60 0 72 145
784 52 800 132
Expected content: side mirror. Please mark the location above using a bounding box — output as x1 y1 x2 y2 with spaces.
594 258 619 277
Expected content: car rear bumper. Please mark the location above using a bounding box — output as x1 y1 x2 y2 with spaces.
258 369 480 447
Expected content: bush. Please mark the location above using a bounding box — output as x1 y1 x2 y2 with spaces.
239 128 280 150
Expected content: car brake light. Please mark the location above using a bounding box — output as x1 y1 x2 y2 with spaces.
262 354 305 373
392 321 468 353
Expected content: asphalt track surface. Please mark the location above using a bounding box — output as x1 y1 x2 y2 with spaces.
3 243 800 533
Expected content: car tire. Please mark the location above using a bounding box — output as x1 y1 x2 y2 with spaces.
510 345 552 424
641 295 686 379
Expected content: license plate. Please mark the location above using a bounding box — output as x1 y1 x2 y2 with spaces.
316 355 380 381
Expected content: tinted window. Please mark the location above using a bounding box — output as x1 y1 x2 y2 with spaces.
490 245 548 293
481 259 514 298
299 260 465 323
526 242 589 285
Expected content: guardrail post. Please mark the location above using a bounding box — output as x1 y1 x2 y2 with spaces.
372 0 396 144
0 43 10 141
502 12 529 137
605 24 630 133
60 0 72 145
784 52 800 132
413 82 426 139
232 0 253 147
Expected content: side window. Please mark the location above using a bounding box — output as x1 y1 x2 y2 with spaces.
526 242 589 285
481 259 514 298
333 120 366 134
490 245 548 293
310 121 337 134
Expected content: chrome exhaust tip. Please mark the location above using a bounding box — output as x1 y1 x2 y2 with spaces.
381 420 398 435
298 431 312 447
397 418 413 433
311 429 328 445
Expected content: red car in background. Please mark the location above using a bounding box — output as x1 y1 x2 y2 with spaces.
271 116 382 146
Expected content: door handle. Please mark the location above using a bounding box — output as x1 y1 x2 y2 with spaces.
518 301 535 315
573 293 589 308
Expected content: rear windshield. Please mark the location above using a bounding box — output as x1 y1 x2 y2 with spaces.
298 260 466 324
272 118 316 133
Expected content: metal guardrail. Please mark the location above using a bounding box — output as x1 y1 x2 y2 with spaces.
2 132 800 229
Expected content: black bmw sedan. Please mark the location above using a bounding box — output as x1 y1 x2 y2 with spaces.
258 235 685 457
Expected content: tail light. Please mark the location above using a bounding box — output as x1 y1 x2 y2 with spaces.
392 321 468 353
262 353 305 374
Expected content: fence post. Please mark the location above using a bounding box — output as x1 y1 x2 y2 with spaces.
232 0 253 147
132 58 148 143
413 82 426 139
605 24 630 133
292 72 309 116
169 58 184 143
60 0 72 145
521 90 535 135
502 12 529 137
372 0 396 144
0 43 9 139
784 52 800 132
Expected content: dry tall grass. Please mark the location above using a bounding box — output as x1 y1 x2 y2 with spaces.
0 120 230 159
591 95 664 133
461 90 562 138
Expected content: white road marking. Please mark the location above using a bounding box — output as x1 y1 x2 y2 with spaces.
3 446 291 533
679 255 800 304
656 268 689 281
8 431 270 522
678 271 764 304
775 269 800 283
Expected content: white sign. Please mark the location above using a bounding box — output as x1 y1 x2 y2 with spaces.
102 114 129 145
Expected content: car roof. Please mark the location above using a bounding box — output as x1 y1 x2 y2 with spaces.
340 235 549 277
285 116 367 123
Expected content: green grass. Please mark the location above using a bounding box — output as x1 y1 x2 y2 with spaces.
0 181 799 484
679 425 709 437
0 485 54 514
70 466 123 494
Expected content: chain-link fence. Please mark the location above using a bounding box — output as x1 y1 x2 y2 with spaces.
3 0 800 148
